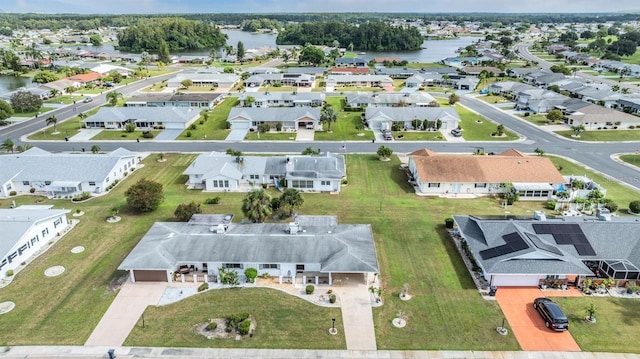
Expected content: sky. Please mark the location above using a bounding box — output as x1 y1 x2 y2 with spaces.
3 0 640 14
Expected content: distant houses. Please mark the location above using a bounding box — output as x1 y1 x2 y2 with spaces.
238 91 325 108
365 107 460 131
226 107 321 132
124 93 224 109
82 107 200 130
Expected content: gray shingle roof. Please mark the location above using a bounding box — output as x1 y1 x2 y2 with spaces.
227 107 321 123
454 215 640 276
0 147 137 184
365 107 460 122
86 107 199 125
118 215 378 273
0 208 70 257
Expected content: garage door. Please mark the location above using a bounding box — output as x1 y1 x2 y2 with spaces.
232 120 250 129
491 274 541 287
133 270 168 282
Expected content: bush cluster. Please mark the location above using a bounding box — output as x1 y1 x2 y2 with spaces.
306 284 315 294
198 283 209 292
204 197 221 205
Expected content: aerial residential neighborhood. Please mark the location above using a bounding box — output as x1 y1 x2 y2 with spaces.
3 3 640 359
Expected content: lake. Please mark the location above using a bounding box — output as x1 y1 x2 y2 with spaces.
0 75 34 96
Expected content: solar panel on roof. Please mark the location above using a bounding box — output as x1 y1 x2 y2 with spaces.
479 232 530 260
532 222 596 256
575 244 596 256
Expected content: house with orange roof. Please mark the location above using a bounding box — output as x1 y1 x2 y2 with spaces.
67 72 103 85
407 148 565 200
330 67 371 75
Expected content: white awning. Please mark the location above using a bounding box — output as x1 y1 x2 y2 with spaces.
49 181 80 190
513 183 554 191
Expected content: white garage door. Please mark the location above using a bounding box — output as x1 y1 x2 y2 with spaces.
232 120 250 129
491 275 541 287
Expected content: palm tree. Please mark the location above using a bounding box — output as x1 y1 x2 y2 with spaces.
49 89 60 98
279 188 304 216
45 115 58 133
571 124 585 137
16 144 33 152
1 138 15 153
241 189 272 223
140 51 150 76
90 145 101 154
106 91 123 106
320 106 337 132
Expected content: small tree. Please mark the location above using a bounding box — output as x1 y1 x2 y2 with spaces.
448 92 459 105
279 188 304 217
124 122 136 133
1 138 15 153
501 182 519 205
45 115 58 133
494 124 505 136
546 109 563 123
241 189 272 223
158 152 165 161
226 148 243 157
320 106 337 132
174 201 201 221
105 91 123 106
585 303 597 322
218 267 240 285
125 178 165 212
571 125 585 137
400 283 410 298
534 147 545 156
244 267 258 283
377 145 393 160
0 99 14 121
629 200 640 214
90 145 100 154
411 118 422 130
180 79 193 88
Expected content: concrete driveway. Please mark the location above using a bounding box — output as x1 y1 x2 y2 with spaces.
496 287 581 351
295 128 315 141
85 282 166 347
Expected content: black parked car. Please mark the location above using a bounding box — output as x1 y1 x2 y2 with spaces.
533 297 569 331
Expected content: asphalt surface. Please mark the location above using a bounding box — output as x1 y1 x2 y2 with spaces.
1 68 639 191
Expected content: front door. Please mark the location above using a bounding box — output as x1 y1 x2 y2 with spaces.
451 183 462 194
296 264 305 273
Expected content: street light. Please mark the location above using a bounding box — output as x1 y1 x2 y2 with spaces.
329 318 337 335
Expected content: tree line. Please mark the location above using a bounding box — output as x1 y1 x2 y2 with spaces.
116 18 227 52
276 21 424 51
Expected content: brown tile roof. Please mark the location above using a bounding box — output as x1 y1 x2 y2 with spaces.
67 72 103 83
410 148 564 184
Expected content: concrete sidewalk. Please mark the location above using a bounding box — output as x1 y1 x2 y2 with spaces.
1 346 639 359
85 282 167 347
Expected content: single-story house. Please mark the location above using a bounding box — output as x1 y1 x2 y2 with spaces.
283 67 327 76
82 106 200 130
364 107 460 130
40 79 82 93
238 91 325 108
67 72 104 85
226 107 321 131
617 96 640 114
334 57 367 67
487 81 536 99
345 91 436 108
374 67 417 79
167 73 240 88
183 151 346 193
565 103 640 129
1 87 53 101
89 63 132 77
330 67 372 75
325 75 393 88
0 147 139 198
124 93 223 109
0 206 71 278
408 148 565 200
244 73 315 88
118 214 378 285
454 213 640 287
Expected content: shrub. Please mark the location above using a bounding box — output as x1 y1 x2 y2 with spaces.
224 121 231 129
9 190 16 196
238 319 251 335
329 294 337 303
630 200 640 214
29 188 35 193
142 131 154 138
524 112 530 117
206 321 217 331
630 125 636 129
444 217 454 228
546 201 556 210
341 179 348 185
204 197 221 205
198 283 209 292
306 284 315 294
6 269 14 277
190 123 197 130
244 267 258 283
185 131 192 137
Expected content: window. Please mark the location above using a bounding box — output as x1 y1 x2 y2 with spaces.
292 180 313 189
249 174 260 180
475 183 487 188
320 180 330 186
213 180 230 188
22 181 30 186
53 217 62 228
428 183 440 188
223 263 243 269
6 183 12 190
89 181 96 186
105 178 109 183
259 264 279 270
41 228 49 237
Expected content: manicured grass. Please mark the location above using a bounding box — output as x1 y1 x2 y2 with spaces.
476 95 511 104
393 79 405 90
554 297 640 353
314 97 366 141
404 63 446 70
125 288 346 349
245 131 295 140
27 109 100 141
44 96 83 105
175 98 237 141
90 130 162 140
258 85 299 92
518 114 555 126
456 104 518 141
392 131 444 141
619 154 640 168
555 129 640 141
13 106 56 117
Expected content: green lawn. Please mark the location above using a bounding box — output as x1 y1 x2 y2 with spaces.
13 106 56 117
3 153 639 350
314 97 367 141
392 131 444 141
519 114 556 126
90 130 162 141
554 297 640 353
28 108 100 141
476 95 511 104
619 154 640 168
176 98 237 140
555 129 640 141
456 104 518 141
245 131 295 141
44 95 83 105
125 288 346 349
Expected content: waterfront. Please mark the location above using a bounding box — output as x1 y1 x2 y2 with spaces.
0 75 34 96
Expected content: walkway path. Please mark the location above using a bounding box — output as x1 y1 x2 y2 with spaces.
85 282 167 347
333 274 377 350
70 129 101 141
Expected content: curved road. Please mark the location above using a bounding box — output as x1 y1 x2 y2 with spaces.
1 71 639 190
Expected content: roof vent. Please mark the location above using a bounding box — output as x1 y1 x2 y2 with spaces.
534 210 546 221
211 224 228 233
596 208 612 221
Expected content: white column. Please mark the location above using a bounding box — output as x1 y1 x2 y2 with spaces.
181 274 185 283
328 272 332 285
193 274 197 283
204 274 208 282
315 276 319 285
166 271 172 283
279 276 283 284
129 270 136 283
302 275 306 284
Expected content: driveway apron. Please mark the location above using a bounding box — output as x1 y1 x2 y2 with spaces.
85 282 167 347
496 287 581 351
